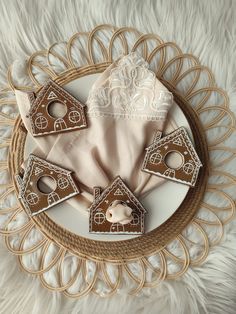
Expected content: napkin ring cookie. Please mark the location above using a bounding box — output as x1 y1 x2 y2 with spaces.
142 127 202 187
27 80 87 136
16 154 80 216
89 176 147 234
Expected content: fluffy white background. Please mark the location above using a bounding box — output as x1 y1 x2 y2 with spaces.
0 0 236 313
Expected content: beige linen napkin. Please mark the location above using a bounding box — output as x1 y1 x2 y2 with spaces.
16 52 174 211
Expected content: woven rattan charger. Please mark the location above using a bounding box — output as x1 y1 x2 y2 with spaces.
0 25 235 296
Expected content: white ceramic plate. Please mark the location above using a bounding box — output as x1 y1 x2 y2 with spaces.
25 73 192 241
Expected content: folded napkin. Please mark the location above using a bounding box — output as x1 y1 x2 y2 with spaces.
16 52 174 211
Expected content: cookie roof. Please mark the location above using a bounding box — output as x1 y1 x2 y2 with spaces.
146 127 202 167
89 176 147 214
18 154 73 197
28 80 85 117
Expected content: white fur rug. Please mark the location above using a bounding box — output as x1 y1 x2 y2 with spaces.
0 0 236 313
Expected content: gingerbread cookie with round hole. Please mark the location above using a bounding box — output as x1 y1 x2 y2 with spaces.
16 154 79 216
142 127 202 187
26 80 87 136
89 176 147 234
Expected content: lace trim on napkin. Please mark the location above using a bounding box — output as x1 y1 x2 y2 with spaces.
86 52 173 120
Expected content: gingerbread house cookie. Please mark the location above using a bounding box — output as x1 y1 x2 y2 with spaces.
17 154 80 216
89 176 147 234
27 80 87 136
142 127 202 187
